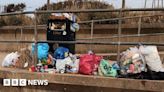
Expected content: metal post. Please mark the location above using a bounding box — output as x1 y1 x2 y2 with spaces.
117 0 124 61
154 0 156 8
152 0 155 8
158 0 160 8
122 0 125 9
20 28 23 43
138 16 142 43
91 20 94 39
33 12 38 65
90 20 94 50
47 0 50 10
144 0 147 14
162 0 164 8
20 10 23 49
152 0 155 14
138 16 142 36
122 0 125 17
144 0 147 8
117 11 122 61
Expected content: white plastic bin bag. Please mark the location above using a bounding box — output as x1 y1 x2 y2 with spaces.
139 46 164 72
2 52 20 67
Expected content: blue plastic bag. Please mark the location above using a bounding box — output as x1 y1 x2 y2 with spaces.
32 43 49 60
71 23 80 32
112 63 120 70
54 47 69 59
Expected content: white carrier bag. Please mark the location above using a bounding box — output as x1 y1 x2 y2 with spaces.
139 46 164 72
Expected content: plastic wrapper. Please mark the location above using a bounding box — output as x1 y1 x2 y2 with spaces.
120 46 147 75
139 46 164 72
2 52 20 67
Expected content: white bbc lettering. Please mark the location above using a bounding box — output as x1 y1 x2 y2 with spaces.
28 80 48 86
33 80 37 85
28 80 38 85
37 80 48 85
44 80 48 85
28 80 33 85
3 79 48 86
11 79 19 86
37 80 44 85
3 79 10 86
19 79 27 86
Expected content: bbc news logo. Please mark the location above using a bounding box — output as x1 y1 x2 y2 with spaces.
3 79 48 86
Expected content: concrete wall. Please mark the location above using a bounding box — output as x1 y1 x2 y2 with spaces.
0 83 156 92
0 25 164 54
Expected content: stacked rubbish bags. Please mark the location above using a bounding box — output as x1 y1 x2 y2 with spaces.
120 46 147 75
30 43 56 73
30 46 80 74
79 51 119 77
2 42 164 80
119 45 164 79
54 47 79 74
0 45 121 78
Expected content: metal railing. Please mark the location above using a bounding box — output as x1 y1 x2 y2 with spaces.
0 8 164 64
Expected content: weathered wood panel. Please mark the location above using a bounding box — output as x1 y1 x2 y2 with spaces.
0 83 155 92
0 25 164 53
0 67 162 92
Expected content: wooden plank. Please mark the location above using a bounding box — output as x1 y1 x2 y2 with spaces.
0 82 151 92
0 67 164 92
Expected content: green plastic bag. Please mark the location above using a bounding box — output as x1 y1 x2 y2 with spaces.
98 59 117 77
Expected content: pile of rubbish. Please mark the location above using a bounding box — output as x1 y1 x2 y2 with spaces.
50 13 80 33
2 44 164 80
120 46 147 75
119 45 164 79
